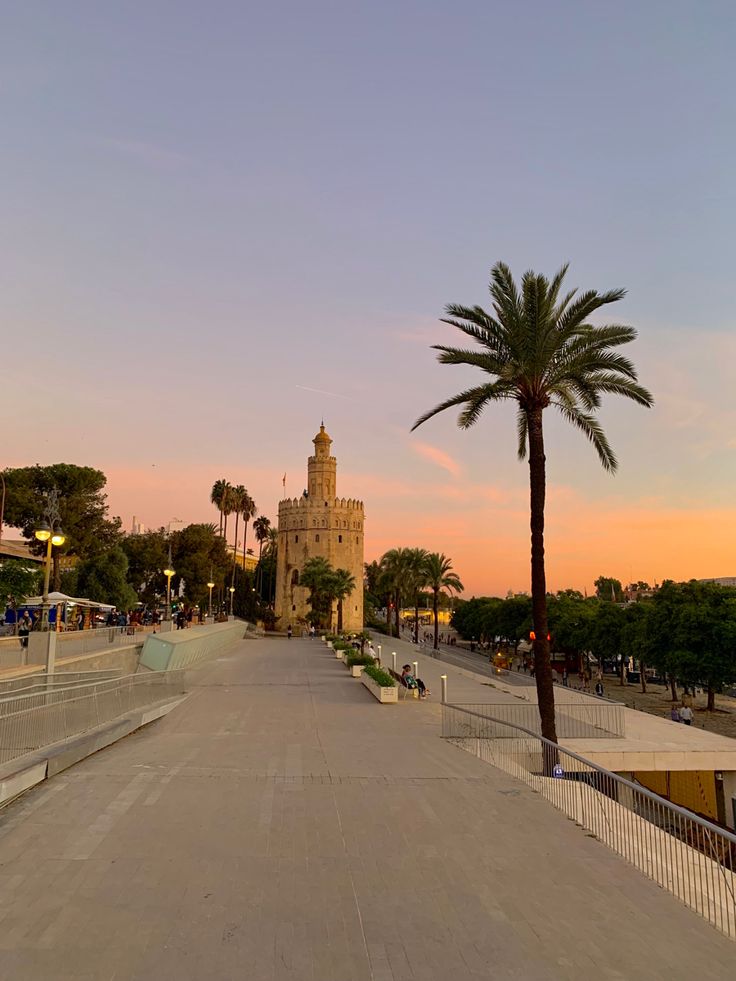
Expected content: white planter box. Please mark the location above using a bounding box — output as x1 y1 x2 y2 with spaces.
360 673 398 703
335 648 345 660
326 641 333 649
351 664 365 678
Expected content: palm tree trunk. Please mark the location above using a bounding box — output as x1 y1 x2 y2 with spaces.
257 539 263 595
242 521 248 580
230 512 240 590
433 588 439 650
527 408 557 746
223 512 229 546
394 591 401 638
640 658 647 693
414 597 419 644
218 509 223 538
337 599 343 633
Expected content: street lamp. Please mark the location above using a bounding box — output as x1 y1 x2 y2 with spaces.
228 585 235 615
207 579 215 617
34 515 65 630
163 565 175 620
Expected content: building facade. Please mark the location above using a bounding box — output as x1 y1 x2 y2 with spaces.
275 426 364 631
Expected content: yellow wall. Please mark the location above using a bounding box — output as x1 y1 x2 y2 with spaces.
634 770 718 821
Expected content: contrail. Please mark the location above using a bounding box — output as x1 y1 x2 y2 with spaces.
295 384 352 401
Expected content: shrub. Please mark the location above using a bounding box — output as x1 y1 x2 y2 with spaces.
364 664 396 687
347 653 375 667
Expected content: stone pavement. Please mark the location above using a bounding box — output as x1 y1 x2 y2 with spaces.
0 637 732 981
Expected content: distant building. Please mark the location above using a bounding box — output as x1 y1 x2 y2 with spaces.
226 545 258 573
275 425 365 631
699 577 736 588
130 516 146 535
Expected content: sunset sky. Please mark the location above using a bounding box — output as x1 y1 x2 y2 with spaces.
2 2 735 596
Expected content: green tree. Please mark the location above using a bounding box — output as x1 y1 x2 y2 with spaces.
404 548 429 644
423 552 464 649
497 595 534 654
239 490 257 575
210 478 229 538
75 547 137 611
594 575 624 602
253 515 271 596
122 529 168 605
171 523 230 607
2 464 123 590
332 568 357 633
412 261 653 743
228 485 247 593
620 601 653 692
0 559 42 631
301 557 337 628
379 547 413 638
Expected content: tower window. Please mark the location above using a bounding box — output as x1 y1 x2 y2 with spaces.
356 537 359 544
338 535 342 543
292 604 296 611
291 569 299 586
315 534 320 542
295 535 299 543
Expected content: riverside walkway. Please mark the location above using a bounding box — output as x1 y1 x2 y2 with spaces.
0 637 732 980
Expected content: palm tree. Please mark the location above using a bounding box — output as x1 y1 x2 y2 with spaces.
210 479 229 537
221 482 234 546
253 516 271 596
379 547 412 638
240 491 257 579
332 568 357 633
229 485 246 593
265 526 278 607
423 553 464 650
405 547 429 644
412 261 653 744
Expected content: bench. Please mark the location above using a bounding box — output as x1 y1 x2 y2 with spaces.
388 668 419 699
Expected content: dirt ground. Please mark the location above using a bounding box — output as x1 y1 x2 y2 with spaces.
599 676 736 739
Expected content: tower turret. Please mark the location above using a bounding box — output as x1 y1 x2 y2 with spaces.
307 424 336 502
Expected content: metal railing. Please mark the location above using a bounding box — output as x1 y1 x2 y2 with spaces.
442 703 736 939
0 670 123 698
447 700 625 738
0 671 186 766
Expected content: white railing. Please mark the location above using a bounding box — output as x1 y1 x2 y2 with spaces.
442 703 736 940
445 700 625 738
0 672 185 766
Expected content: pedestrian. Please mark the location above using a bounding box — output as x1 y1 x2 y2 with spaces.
18 611 32 649
309 625 316 639
562 668 568 687
679 703 693 726
594 680 604 697
287 624 292 640
670 705 681 723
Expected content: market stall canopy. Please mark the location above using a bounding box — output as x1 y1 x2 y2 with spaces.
21 591 115 611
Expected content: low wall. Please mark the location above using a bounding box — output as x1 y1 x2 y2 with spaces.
139 620 246 671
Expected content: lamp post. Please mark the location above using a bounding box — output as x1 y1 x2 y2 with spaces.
163 539 175 622
229 585 235 616
207 579 215 618
34 490 65 630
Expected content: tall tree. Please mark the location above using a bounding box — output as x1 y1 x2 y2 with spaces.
210 479 229 537
332 568 357 633
240 490 257 578
221 482 234 546
423 552 464 649
229 485 246 592
404 548 429 644
301 557 337 628
379 547 412 638
594 575 624 603
76 547 138 611
412 261 653 743
253 515 271 596
1 464 123 590
121 529 168 605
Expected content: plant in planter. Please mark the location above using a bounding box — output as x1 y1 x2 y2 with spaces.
361 664 398 702
346 652 375 677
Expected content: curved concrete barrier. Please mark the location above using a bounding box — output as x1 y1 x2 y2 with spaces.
139 620 245 672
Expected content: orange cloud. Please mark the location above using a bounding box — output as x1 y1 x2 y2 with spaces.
411 441 462 477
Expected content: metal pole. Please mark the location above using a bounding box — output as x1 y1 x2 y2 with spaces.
208 586 213 617
166 575 172 621
441 674 447 703
392 652 397 673
412 660 418 681
41 537 53 629
0 471 5 544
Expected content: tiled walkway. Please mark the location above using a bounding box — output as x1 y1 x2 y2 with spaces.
0 637 732 980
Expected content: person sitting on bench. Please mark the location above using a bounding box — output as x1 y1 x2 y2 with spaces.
401 664 429 698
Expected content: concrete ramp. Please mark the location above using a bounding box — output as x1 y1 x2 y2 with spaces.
139 620 245 671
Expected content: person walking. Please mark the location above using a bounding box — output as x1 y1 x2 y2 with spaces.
287 624 292 640
18 611 32 650
670 705 681 723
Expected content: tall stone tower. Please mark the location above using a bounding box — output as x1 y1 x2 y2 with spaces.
275 425 365 631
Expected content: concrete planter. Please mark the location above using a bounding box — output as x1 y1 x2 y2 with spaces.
350 664 365 678
326 641 333 649
335 648 345 660
360 673 398 703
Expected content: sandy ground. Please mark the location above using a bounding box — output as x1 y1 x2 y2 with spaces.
599 676 736 739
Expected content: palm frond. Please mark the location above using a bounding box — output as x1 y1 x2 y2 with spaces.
553 403 618 472
411 383 504 431
516 407 528 460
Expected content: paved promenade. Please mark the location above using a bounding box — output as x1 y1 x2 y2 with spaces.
0 637 732 980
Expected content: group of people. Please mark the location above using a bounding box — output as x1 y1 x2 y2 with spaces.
670 703 694 725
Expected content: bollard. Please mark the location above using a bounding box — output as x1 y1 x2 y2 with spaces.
441 674 447 703
412 660 418 681
392 652 397 672
377 644 382 662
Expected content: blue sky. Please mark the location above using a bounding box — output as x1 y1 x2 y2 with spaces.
2 1 735 592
